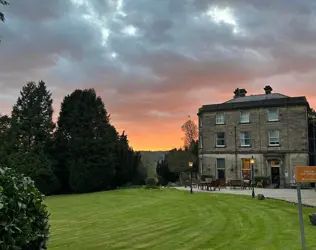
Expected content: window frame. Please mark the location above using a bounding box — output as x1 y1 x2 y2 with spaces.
215 132 225 147
268 130 280 146
240 111 250 124
268 108 279 122
216 158 225 169
216 158 226 179
240 131 251 147
241 158 251 179
215 113 225 125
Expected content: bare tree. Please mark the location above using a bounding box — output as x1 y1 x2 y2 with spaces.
181 116 198 149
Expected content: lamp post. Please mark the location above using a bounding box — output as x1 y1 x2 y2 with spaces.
250 156 255 198
189 161 193 194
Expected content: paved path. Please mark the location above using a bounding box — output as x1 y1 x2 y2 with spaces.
175 186 316 207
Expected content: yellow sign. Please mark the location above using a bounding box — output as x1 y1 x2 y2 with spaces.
296 166 316 183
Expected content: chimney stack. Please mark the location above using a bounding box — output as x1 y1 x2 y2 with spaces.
239 88 247 97
264 85 273 94
233 88 240 99
233 88 247 98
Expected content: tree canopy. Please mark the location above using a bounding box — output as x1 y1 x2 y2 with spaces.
54 89 117 193
3 81 59 194
1 82 146 195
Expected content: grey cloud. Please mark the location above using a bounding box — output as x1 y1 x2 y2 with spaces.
8 0 72 22
1 0 316 119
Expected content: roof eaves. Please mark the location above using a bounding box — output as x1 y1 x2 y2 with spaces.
198 96 309 115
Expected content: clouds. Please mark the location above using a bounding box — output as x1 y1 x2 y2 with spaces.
1 0 316 150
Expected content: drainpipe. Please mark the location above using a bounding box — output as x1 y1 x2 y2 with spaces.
234 125 238 178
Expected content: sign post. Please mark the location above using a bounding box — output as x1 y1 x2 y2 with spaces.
295 166 316 250
296 182 306 250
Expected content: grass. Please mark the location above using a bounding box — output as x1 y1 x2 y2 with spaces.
46 188 316 250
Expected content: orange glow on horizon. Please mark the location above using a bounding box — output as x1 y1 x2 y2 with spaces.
123 97 316 151
3 91 316 152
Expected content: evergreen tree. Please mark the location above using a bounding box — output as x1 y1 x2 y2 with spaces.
132 152 147 185
5 81 59 194
112 132 148 187
0 114 10 166
0 114 10 135
156 155 179 186
55 89 117 193
112 131 135 187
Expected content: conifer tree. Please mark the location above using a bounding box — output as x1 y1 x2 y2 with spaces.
6 81 59 194
55 89 117 193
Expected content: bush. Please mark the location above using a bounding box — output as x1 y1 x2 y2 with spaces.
0 167 50 249
167 182 179 188
257 194 265 200
157 176 167 186
145 177 159 189
309 213 316 226
254 176 270 187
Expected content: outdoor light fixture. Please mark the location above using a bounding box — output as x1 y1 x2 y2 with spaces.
250 156 255 198
189 161 193 194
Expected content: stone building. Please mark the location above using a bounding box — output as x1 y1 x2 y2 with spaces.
198 86 310 188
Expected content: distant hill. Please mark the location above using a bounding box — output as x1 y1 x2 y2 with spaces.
140 151 167 177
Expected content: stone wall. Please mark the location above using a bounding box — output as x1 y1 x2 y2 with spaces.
199 105 308 153
200 153 264 179
199 153 309 187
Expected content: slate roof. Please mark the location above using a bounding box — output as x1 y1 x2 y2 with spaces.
198 94 309 115
225 93 288 103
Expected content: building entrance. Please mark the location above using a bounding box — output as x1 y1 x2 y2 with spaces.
270 160 280 188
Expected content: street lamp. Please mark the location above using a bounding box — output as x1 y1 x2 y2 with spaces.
189 161 193 194
250 156 255 198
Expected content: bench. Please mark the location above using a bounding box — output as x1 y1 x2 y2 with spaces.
199 178 212 190
210 179 220 191
200 178 220 191
242 179 252 190
192 179 199 188
228 179 243 189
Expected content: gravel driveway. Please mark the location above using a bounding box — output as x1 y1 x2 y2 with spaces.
176 186 316 207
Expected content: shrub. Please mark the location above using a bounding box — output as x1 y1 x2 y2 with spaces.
0 167 50 250
167 182 179 188
254 176 270 187
157 176 167 186
145 177 159 189
309 213 316 226
257 194 265 200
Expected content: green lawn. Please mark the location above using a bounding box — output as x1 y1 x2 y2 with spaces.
46 188 316 250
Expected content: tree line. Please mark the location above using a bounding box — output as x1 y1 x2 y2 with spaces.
0 81 147 195
156 119 199 185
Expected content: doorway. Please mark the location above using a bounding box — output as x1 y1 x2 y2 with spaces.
216 158 225 180
270 160 280 188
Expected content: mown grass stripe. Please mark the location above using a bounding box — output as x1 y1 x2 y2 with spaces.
46 189 316 250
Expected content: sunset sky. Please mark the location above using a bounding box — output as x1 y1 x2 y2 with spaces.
1 0 316 150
